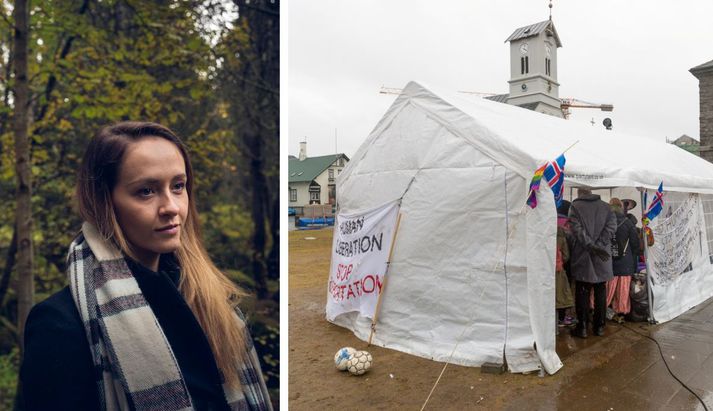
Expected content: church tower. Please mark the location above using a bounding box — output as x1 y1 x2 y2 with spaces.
504 19 564 118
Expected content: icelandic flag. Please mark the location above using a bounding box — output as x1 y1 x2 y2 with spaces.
543 154 566 208
527 154 567 209
643 182 664 225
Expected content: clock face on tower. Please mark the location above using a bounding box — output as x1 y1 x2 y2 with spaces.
519 43 528 54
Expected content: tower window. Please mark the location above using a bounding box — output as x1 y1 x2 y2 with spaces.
521 56 529 75
545 58 551 76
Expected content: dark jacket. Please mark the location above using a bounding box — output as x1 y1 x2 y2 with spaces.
20 256 231 411
568 194 617 283
612 211 640 275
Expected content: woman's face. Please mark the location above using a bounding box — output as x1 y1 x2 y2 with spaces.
111 137 189 270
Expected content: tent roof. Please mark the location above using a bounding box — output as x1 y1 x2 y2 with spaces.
369 81 713 194
288 154 348 183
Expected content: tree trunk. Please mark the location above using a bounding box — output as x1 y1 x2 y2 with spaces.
247 132 269 299
266 192 279 281
232 0 278 297
0 227 18 307
13 0 34 355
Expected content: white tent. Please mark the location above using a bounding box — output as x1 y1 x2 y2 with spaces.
328 81 713 374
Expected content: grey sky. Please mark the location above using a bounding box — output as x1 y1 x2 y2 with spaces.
288 1 713 158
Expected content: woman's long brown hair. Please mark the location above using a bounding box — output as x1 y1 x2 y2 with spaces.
76 121 247 388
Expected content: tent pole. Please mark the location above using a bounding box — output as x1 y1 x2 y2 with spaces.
640 189 656 324
368 212 403 346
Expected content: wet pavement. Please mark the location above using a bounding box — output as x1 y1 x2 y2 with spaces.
289 228 713 410
509 298 713 410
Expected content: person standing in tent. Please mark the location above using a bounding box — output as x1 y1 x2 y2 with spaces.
606 198 640 323
556 200 575 328
623 201 649 273
568 188 617 338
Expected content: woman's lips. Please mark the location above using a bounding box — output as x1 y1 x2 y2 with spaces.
156 224 179 235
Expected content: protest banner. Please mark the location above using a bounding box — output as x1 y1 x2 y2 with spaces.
326 201 400 321
649 194 706 285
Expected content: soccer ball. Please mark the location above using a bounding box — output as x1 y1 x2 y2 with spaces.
334 347 357 371
347 350 373 375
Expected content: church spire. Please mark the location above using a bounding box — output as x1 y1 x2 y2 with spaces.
549 0 553 21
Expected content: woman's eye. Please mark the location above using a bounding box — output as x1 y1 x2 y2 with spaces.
173 182 186 192
138 188 154 197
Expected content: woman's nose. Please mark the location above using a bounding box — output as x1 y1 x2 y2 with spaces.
158 192 180 216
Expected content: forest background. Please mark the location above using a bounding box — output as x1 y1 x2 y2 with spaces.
0 0 279 409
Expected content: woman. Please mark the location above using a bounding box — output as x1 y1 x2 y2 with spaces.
20 122 272 410
606 198 640 323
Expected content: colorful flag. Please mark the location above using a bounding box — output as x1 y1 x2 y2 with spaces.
526 154 567 209
526 163 547 208
543 154 566 208
643 182 664 226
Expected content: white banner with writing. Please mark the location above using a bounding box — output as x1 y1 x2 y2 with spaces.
649 194 705 286
326 201 400 321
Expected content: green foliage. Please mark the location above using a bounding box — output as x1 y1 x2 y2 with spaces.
251 322 279 388
226 269 256 290
0 348 19 411
202 204 254 269
1 0 280 407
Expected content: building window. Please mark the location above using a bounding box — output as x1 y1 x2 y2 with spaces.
521 56 529 74
309 183 321 204
337 169 342 175
328 169 334 181
289 188 297 202
545 58 551 76
329 185 336 205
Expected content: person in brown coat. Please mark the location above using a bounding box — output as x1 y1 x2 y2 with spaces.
568 188 617 338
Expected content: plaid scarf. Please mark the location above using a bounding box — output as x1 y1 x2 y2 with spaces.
67 223 272 411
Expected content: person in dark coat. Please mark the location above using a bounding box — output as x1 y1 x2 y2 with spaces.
606 198 640 322
21 255 234 410
20 122 272 411
568 188 617 338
